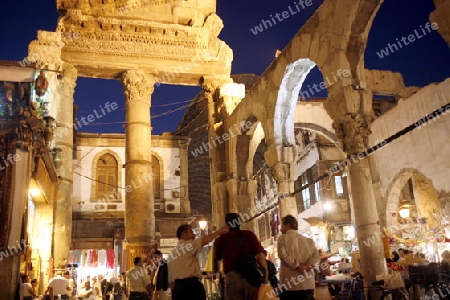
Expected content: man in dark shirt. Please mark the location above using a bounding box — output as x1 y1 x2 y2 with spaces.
214 213 268 300
153 250 169 300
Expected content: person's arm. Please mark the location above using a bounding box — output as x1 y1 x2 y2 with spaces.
201 225 229 246
277 236 300 270
256 252 269 284
26 285 37 297
48 286 54 298
319 251 338 259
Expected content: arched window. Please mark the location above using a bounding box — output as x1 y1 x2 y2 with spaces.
151 155 160 199
96 153 118 200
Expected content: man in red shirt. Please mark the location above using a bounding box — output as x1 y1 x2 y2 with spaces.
214 213 268 300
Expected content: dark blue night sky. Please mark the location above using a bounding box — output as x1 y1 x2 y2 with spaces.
0 0 449 134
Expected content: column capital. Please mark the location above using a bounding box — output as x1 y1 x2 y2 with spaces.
271 162 291 183
333 112 374 154
201 76 233 97
122 70 157 102
56 64 78 97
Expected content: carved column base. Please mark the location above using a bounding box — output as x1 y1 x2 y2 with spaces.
125 243 157 271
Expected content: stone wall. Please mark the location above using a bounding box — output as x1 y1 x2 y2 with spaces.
369 79 450 210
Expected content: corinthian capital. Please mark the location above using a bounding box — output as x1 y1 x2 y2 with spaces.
122 70 156 102
271 162 291 183
58 64 78 96
333 113 374 154
201 76 232 97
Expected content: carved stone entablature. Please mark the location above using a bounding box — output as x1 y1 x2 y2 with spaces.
57 0 216 27
333 113 374 154
49 4 232 81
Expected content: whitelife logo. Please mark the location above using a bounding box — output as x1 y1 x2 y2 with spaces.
250 0 314 35
376 22 438 59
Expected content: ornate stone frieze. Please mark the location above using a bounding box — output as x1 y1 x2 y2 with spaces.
58 0 216 27
333 113 374 154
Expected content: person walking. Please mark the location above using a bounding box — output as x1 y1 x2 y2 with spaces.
167 223 229 300
277 214 319 300
126 257 152 300
214 212 269 300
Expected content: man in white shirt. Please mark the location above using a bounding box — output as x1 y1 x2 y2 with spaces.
47 271 70 300
76 281 95 300
277 214 319 300
167 224 229 300
126 257 152 300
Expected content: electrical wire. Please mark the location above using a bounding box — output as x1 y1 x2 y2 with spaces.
74 170 188 192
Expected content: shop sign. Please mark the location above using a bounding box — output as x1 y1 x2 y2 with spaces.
160 238 178 247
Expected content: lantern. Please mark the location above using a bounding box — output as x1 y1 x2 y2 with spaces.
35 70 49 96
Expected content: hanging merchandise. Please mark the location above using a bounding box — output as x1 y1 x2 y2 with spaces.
34 70 49 96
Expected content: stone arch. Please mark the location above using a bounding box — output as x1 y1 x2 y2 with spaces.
384 168 441 229
274 58 316 146
228 0 384 166
90 149 123 201
294 122 343 152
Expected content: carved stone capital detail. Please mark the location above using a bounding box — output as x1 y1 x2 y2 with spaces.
333 113 374 154
16 118 33 151
57 64 78 97
122 70 156 103
201 76 232 98
271 162 291 183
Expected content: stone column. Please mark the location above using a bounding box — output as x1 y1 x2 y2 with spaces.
267 145 298 218
53 64 77 268
178 138 190 214
201 76 232 228
122 70 156 268
335 113 386 288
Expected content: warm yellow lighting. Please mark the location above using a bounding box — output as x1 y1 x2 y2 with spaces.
445 227 450 239
310 226 319 235
398 199 413 218
343 226 355 240
323 202 332 211
29 188 41 197
198 220 208 230
398 207 410 218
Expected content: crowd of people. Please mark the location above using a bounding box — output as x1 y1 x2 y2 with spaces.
19 271 126 300
21 213 363 300
129 212 324 300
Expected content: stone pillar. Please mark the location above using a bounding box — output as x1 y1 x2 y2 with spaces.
178 138 190 214
335 113 386 288
53 64 77 269
201 76 232 228
122 70 156 268
266 145 298 218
